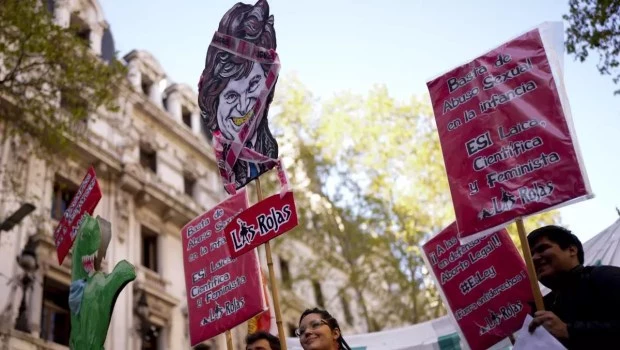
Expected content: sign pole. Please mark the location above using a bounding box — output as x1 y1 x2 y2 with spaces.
515 218 545 311
255 178 288 350
225 330 233 350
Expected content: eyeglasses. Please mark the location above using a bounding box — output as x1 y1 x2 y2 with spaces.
295 319 329 337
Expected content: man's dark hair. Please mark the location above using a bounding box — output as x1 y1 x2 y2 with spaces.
246 331 280 350
193 345 210 350
528 225 584 264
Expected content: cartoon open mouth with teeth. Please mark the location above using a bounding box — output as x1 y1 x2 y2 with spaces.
69 214 136 349
216 62 264 140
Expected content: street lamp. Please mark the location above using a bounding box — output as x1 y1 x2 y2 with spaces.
0 203 36 232
14 235 39 333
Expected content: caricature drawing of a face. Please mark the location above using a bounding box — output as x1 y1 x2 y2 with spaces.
216 63 266 141
198 0 279 191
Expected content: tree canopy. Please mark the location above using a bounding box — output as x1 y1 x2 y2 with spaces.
564 0 620 94
269 76 560 330
0 0 126 154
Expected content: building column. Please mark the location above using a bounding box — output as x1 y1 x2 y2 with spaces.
165 91 182 121
127 61 142 91
191 111 202 135
28 267 45 338
53 0 71 28
149 79 164 109
89 23 104 56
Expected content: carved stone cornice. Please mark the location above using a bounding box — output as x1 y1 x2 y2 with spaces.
133 267 179 328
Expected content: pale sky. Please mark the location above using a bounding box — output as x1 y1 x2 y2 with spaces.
101 0 620 243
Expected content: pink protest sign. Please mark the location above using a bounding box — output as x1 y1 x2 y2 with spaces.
426 23 591 242
225 191 298 258
422 223 533 350
198 0 281 195
181 189 265 345
53 166 102 264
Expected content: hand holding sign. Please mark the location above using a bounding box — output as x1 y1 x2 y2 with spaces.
422 223 533 350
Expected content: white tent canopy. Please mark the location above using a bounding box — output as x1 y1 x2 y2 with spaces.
285 315 466 350
581 218 620 267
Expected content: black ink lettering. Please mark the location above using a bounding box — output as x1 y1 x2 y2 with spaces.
479 81 537 113
447 118 463 131
443 87 480 114
465 131 493 157
446 65 488 93
486 152 561 188
494 53 512 67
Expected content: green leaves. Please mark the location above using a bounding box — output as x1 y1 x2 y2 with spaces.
272 77 451 328
563 0 620 94
272 76 560 330
0 0 127 156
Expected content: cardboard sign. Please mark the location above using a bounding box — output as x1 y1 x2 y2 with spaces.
426 23 591 242
422 223 533 350
198 0 281 194
53 166 102 265
225 191 298 258
181 189 266 345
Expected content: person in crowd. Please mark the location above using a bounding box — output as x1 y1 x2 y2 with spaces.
527 225 620 348
246 331 281 350
297 308 351 350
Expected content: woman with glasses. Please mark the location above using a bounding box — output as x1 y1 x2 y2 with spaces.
296 308 352 350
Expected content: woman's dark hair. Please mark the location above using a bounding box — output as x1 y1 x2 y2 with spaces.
527 225 584 264
198 0 277 134
299 308 351 350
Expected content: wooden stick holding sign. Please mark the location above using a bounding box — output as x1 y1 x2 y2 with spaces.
255 178 288 350
226 330 233 350
515 218 545 311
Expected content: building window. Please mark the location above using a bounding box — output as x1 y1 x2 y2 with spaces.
140 148 157 173
141 226 158 272
141 77 153 96
51 178 78 221
340 294 353 325
279 258 291 289
182 108 192 129
312 280 324 307
40 277 70 346
69 14 90 45
184 175 196 198
141 325 162 350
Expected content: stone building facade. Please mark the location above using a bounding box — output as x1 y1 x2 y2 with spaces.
0 1 370 349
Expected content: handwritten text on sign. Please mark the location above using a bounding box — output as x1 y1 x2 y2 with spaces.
181 189 265 346
426 26 590 241
225 191 298 258
53 166 102 265
423 223 533 350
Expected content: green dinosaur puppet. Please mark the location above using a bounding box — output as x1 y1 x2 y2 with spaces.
69 213 136 349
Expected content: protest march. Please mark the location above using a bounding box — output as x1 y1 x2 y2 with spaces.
2 1 618 350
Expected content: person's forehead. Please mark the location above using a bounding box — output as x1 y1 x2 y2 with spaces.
300 313 322 325
532 236 556 247
248 338 271 350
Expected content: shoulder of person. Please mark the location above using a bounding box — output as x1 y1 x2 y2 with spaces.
584 265 620 286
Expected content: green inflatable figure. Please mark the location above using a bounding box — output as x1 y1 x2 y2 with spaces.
69 213 136 349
